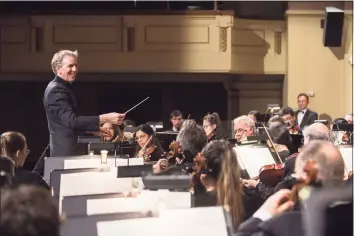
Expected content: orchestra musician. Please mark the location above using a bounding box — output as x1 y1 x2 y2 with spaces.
167 110 183 132
344 112 353 124
233 116 255 142
0 132 49 190
193 140 263 230
203 112 224 142
279 107 302 135
248 110 261 123
235 141 347 236
101 123 119 142
135 124 164 162
44 49 125 157
295 93 318 130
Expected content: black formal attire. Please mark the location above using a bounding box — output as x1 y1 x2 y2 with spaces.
13 167 50 190
43 76 100 157
295 109 318 129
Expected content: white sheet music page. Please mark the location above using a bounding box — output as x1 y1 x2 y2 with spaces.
339 146 353 175
63 158 116 169
59 171 136 212
86 197 157 215
234 144 275 178
96 207 228 236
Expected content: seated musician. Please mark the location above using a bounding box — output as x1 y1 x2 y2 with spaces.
344 112 353 124
235 140 347 236
123 119 136 140
135 124 164 162
203 112 224 142
153 123 207 177
267 123 298 161
0 132 49 189
279 107 302 134
233 115 255 142
248 110 261 123
168 110 183 132
267 115 286 127
101 122 119 141
242 123 330 199
193 140 263 230
331 118 350 145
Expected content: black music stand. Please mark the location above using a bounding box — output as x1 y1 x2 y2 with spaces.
155 131 178 152
142 174 191 190
117 164 153 178
331 123 353 132
77 136 101 154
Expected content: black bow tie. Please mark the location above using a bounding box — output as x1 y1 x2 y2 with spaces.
299 110 305 114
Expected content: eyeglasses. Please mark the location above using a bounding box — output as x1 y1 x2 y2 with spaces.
234 129 247 135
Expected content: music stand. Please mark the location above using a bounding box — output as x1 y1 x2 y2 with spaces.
331 123 353 132
77 136 102 155
142 174 191 190
117 164 153 178
155 132 178 152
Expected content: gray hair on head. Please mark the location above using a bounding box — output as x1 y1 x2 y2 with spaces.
303 123 330 142
233 115 255 129
51 50 79 75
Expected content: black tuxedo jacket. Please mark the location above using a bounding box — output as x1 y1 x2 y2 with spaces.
295 109 318 129
43 76 99 157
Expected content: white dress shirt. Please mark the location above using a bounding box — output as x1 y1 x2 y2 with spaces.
297 109 307 126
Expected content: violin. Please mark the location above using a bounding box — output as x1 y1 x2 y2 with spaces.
163 141 182 164
288 159 318 203
289 125 300 135
138 136 156 162
257 123 285 187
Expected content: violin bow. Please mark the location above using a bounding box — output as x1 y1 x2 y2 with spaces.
262 123 283 164
124 97 150 115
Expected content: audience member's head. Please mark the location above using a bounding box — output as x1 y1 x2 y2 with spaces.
176 123 208 162
0 132 28 167
295 140 344 187
248 110 261 123
302 123 330 145
1 185 61 236
233 115 255 142
201 140 243 230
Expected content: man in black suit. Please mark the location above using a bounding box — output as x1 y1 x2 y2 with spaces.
167 110 183 132
44 49 125 157
295 93 318 130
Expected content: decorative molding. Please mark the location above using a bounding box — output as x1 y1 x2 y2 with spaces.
219 27 227 52
286 10 353 16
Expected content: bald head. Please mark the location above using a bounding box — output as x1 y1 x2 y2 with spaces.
295 140 344 186
303 123 330 145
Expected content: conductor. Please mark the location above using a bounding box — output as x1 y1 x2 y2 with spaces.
44 49 125 157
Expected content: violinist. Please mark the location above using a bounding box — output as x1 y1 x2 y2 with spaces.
123 119 136 140
153 123 207 178
279 107 302 135
193 140 263 230
233 116 255 142
135 124 164 162
242 123 297 199
235 141 346 236
203 112 224 142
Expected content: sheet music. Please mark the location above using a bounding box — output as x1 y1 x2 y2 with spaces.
234 145 275 178
59 171 139 212
138 190 191 209
339 147 353 175
96 207 228 236
87 197 157 215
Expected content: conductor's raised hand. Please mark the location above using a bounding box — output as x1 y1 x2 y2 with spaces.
100 113 125 125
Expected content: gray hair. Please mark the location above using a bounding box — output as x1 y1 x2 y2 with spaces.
303 123 330 142
51 50 78 74
233 115 255 129
176 123 207 161
295 140 344 186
